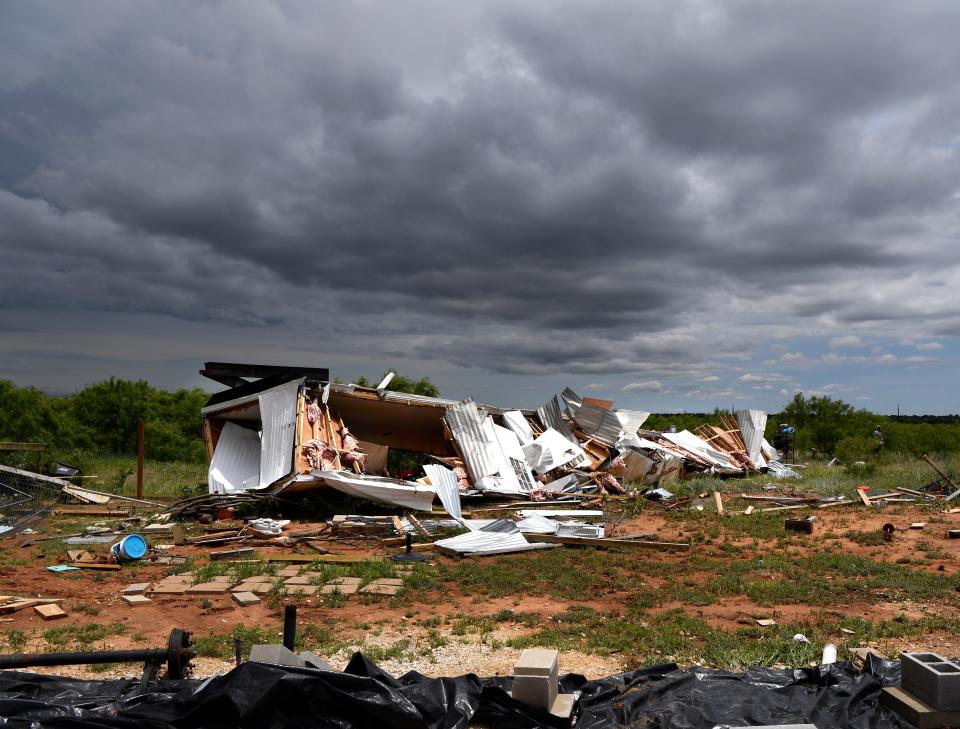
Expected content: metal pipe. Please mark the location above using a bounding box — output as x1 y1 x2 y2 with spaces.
283 604 297 651
0 647 168 669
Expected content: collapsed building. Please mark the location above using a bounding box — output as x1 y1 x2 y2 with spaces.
199 363 797 515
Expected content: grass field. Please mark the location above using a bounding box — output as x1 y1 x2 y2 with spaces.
1 452 957 676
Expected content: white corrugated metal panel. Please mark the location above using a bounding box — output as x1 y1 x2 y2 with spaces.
208 422 261 494
502 410 534 445
522 428 582 474
572 405 650 446
258 379 302 487
423 463 463 522
536 396 590 467
433 519 554 555
560 387 582 420
445 399 499 484
308 471 436 511
736 409 767 468
514 513 559 534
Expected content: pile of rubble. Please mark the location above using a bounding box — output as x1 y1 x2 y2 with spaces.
199 363 800 518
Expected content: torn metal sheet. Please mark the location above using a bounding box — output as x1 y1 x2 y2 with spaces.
514 513 560 533
258 378 301 487
522 428 583 474
303 471 436 511
208 422 261 494
502 410 535 446
555 523 605 538
736 409 768 469
433 519 555 555
476 419 537 494
423 464 463 522
561 387 649 445
536 395 590 468
445 399 500 486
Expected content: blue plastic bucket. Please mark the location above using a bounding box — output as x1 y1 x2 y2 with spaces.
109 534 147 563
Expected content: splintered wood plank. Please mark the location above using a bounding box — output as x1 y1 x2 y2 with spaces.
713 491 724 515
857 488 872 506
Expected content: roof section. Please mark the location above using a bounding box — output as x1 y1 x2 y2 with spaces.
200 362 329 388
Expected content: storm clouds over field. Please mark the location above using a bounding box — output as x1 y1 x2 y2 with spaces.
2 1 958 411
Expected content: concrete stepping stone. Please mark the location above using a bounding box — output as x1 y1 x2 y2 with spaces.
320 583 358 595
232 591 261 606
122 594 152 607
123 583 151 594
187 582 232 594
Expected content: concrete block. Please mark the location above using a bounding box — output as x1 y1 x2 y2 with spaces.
326 577 362 585
359 582 402 595
882 686 960 729
549 694 576 719
512 675 556 709
232 591 261 606
277 567 301 577
514 648 559 678
122 594 152 607
239 575 273 583
232 582 273 594
298 651 333 670
901 651 960 710
187 582 232 594
123 583 151 594
284 576 313 585
34 604 67 620
285 585 317 596
320 583 358 595
150 584 189 594
249 644 305 667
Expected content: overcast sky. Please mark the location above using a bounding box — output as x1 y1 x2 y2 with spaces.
2 1 959 414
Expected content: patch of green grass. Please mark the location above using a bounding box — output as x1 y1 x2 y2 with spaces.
3 630 27 652
842 530 887 547
73 602 100 616
42 621 126 649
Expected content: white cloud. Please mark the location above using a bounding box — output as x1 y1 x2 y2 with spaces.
701 375 720 382
830 335 863 349
915 341 943 350
583 383 606 391
739 372 790 383
778 352 805 364
622 380 663 392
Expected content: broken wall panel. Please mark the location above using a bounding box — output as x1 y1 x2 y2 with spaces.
736 409 768 469
445 399 500 486
258 379 302 487
208 422 261 494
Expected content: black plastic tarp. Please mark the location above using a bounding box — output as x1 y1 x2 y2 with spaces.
0 653 914 728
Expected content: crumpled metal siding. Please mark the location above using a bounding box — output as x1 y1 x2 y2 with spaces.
736 409 767 469
536 395 590 467
423 463 463 522
445 399 499 484
258 378 303 487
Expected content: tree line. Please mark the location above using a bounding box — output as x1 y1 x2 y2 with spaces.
2 377 959 464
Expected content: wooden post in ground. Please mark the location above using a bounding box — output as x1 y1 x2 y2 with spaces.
136 419 145 500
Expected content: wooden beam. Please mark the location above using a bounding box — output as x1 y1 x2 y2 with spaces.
713 491 725 515
407 514 430 538
857 488 872 506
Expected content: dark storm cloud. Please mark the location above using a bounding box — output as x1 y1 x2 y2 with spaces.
2 0 959 383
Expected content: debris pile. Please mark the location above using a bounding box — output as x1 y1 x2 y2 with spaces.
198 364 805 519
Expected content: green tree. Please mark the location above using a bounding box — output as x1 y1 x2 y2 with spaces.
0 379 67 445
355 372 440 398
778 393 873 455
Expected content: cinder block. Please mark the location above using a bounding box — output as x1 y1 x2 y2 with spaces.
249 644 305 667
232 591 260 606
298 651 332 670
512 675 556 709
513 648 559 709
901 651 960 710
514 648 558 678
